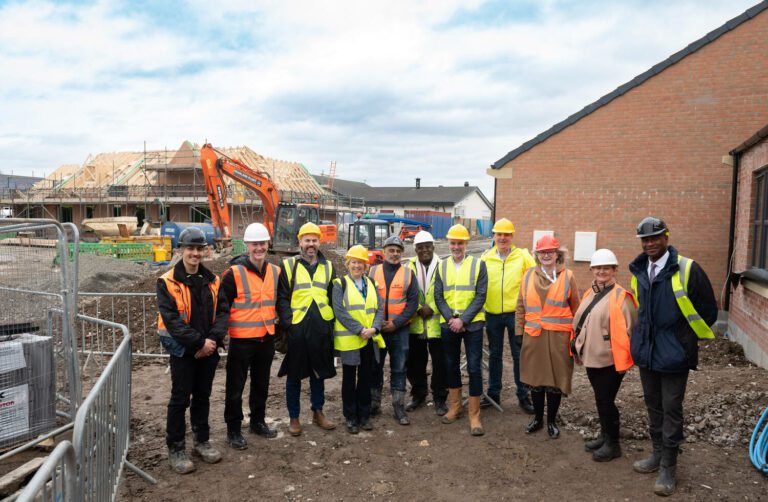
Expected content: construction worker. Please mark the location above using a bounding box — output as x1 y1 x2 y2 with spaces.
157 227 227 474
572 249 636 462
277 222 337 436
480 218 536 413
219 223 280 450
405 230 448 416
369 235 419 425
434 224 488 436
629 217 717 496
332 245 386 434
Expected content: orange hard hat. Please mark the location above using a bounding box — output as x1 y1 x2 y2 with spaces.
535 235 560 252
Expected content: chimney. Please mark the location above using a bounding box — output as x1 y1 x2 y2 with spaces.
415 178 421 189
464 181 469 187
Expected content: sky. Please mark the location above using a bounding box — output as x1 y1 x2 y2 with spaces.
0 0 760 199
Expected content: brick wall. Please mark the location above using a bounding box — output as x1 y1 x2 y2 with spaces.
492 10 768 302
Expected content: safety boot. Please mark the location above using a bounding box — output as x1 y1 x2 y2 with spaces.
370 388 382 416
434 397 448 416
592 436 622 462
468 396 484 436
633 439 662 473
653 447 678 496
193 441 222 464
405 394 426 412
312 409 336 430
288 418 303 436
441 388 464 424
393 390 411 425
585 416 606 451
168 444 196 474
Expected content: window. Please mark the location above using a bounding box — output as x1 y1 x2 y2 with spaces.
753 169 768 269
59 206 72 223
85 206 94 219
112 206 122 217
190 206 211 223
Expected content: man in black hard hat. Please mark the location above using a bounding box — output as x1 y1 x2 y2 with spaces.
157 227 228 474
628 217 717 496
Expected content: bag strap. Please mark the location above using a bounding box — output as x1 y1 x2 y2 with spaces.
574 284 615 336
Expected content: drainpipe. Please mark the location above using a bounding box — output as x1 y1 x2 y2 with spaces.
724 151 740 311
492 177 497 222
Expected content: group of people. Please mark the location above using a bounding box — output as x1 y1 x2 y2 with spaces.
157 215 717 497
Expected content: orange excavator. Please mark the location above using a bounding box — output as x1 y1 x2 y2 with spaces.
199 143 337 253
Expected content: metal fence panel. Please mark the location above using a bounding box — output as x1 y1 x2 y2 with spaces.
16 440 77 502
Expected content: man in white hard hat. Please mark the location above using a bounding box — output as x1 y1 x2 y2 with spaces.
219 222 281 450
405 231 448 415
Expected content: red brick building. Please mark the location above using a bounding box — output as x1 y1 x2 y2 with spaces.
488 2 768 302
728 124 768 368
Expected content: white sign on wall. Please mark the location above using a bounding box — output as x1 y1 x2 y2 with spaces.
532 230 554 252
574 231 598 262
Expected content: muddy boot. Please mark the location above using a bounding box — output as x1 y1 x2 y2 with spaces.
313 409 336 430
193 441 222 464
585 417 606 452
392 390 410 425
370 388 382 416
405 394 426 412
441 388 464 424
468 396 484 436
434 396 448 416
288 418 302 436
168 443 195 474
633 435 662 474
653 448 678 496
593 436 621 462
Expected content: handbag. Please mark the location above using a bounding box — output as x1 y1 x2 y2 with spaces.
570 283 614 359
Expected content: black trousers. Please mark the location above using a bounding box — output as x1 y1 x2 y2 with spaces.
639 367 689 448
342 341 375 422
224 337 275 432
166 352 220 448
586 365 625 438
406 334 447 401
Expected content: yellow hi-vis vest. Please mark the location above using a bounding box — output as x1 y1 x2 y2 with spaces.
481 245 536 314
333 275 386 351
630 255 714 340
437 255 485 323
408 257 442 338
283 257 335 323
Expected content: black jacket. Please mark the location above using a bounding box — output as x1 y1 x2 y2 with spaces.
628 246 717 372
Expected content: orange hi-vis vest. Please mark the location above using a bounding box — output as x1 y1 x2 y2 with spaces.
521 268 574 337
228 263 280 338
157 269 220 337
369 264 411 321
579 285 635 372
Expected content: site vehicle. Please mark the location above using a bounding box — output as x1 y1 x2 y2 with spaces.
368 214 431 243
199 143 337 253
347 218 391 264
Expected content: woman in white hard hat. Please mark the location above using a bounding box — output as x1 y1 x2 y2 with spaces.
331 245 385 434
572 248 637 461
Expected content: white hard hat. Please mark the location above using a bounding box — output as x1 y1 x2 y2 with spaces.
243 223 271 242
413 230 434 246
590 248 618 267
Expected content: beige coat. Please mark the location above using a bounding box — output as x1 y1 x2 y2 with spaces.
516 266 580 395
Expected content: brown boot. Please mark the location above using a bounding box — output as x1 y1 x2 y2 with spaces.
468 396 484 436
313 410 336 430
441 388 464 424
288 418 302 436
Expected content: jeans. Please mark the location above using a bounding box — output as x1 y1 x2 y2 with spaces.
639 368 689 448
371 326 410 393
442 326 484 397
406 334 447 401
224 337 275 432
166 352 219 447
286 372 325 419
485 313 526 401
586 365 625 438
341 341 374 422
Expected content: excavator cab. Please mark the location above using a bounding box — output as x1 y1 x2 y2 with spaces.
273 203 336 254
347 218 391 264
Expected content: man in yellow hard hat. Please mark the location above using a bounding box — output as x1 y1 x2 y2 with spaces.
434 223 488 436
277 222 337 436
480 218 536 414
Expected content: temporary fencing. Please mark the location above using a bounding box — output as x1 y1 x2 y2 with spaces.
16 440 77 502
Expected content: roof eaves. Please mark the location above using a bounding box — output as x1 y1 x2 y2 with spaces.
730 123 768 154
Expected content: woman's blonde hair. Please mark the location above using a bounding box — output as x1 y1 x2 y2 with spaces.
534 246 569 266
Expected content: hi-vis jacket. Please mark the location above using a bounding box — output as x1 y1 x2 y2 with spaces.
434 254 487 327
222 258 281 338
282 256 335 324
481 245 535 315
520 268 575 337
332 275 386 351
408 257 441 339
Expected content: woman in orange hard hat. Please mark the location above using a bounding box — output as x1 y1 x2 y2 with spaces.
516 235 580 439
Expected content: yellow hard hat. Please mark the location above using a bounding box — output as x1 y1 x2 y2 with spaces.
446 224 470 241
492 218 515 234
345 245 369 263
297 222 322 239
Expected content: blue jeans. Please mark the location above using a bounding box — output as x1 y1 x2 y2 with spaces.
485 313 527 401
442 326 484 397
371 326 409 392
285 373 325 419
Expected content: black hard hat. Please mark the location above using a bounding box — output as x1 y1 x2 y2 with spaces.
382 235 405 250
636 217 668 238
178 227 208 247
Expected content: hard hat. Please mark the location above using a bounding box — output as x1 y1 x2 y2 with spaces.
492 218 515 234
297 222 322 239
590 248 618 267
382 235 405 250
177 227 207 248
446 224 470 241
243 222 270 242
534 235 560 252
636 216 668 238
413 230 434 246
346 245 369 263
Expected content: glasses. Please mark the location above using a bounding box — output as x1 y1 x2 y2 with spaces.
537 250 557 255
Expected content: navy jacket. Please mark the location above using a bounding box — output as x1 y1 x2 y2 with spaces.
628 246 717 372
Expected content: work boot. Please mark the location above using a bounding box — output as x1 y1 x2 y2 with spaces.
480 395 499 409
288 418 302 436
525 417 543 434
434 397 448 416
633 441 662 473
547 422 560 439
518 396 535 415
468 396 484 436
653 447 678 496
249 421 277 439
592 436 622 462
345 418 359 435
585 417 607 451
441 388 464 424
193 441 222 464
359 418 373 431
392 390 411 425
370 388 382 416
168 445 196 474
226 431 247 450
312 409 336 430
405 394 426 412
